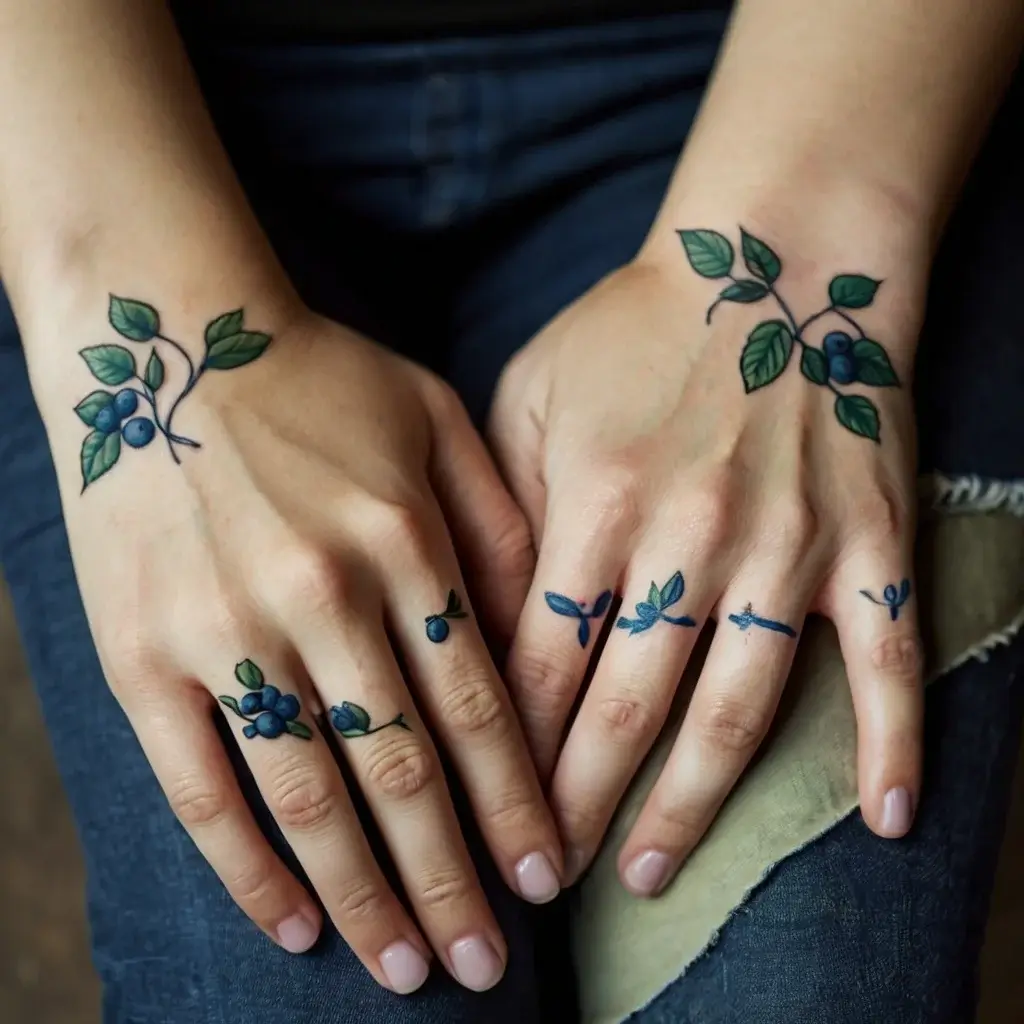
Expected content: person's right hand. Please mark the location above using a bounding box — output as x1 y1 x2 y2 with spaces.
32 299 561 995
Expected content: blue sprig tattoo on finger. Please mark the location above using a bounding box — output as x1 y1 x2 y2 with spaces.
727 603 797 638
76 296 272 489
425 589 468 643
616 571 696 636
218 659 313 740
331 702 411 739
679 227 899 444
545 590 612 648
860 579 911 620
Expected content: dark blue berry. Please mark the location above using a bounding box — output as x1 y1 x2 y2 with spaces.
113 389 139 418
274 694 300 721
260 685 281 710
242 723 258 739
94 405 121 434
331 704 359 733
239 692 262 715
122 417 156 448
425 616 449 643
883 584 899 604
255 711 285 738
828 353 856 384
823 331 852 358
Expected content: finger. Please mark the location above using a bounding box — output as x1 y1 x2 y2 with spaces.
210 653 434 995
126 686 324 954
616 568 809 897
829 548 923 839
423 377 536 647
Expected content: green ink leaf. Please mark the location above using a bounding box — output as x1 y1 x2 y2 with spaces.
740 229 781 284
80 429 121 489
234 659 265 690
800 347 830 386
392 713 412 732
81 345 136 386
218 695 243 717
109 296 160 341
204 309 244 347
834 394 881 442
678 229 734 279
285 720 313 740
660 571 684 608
718 280 769 304
341 701 371 733
648 582 661 608
828 275 880 309
144 350 165 391
852 339 899 387
204 330 272 370
74 390 114 427
740 320 794 393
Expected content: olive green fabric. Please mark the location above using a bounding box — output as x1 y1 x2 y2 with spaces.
575 510 1024 1023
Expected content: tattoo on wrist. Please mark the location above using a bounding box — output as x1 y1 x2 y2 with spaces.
330 701 411 739
860 578 911 620
616 571 696 635
76 296 272 489
425 589 468 643
679 227 899 443
218 659 313 740
545 590 613 648
727 603 797 638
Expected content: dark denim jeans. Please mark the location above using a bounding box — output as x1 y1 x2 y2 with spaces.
1 12 1022 1023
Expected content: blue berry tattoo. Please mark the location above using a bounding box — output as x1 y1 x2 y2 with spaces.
545 590 613 648
860 578 911 621
425 590 468 643
727 603 797 638
616 571 696 636
76 296 272 489
679 228 899 443
330 702 411 739
218 659 313 741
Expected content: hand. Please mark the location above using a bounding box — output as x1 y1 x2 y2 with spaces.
489 224 924 896
42 300 561 994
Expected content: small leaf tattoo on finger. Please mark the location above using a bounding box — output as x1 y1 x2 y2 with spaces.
616 571 697 636
860 579 911 620
218 659 313 740
330 701 411 739
727 603 797 638
425 589 468 643
545 590 613 648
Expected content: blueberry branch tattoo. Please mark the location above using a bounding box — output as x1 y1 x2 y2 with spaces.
425 590 468 643
860 578 911 620
679 228 899 443
727 603 797 638
616 571 696 635
218 659 312 740
545 590 612 648
330 702 411 739
75 296 272 489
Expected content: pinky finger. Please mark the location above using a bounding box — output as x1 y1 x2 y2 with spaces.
130 689 324 953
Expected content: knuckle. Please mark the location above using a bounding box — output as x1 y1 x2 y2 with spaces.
363 498 432 558
683 473 735 551
595 693 658 739
488 511 536 582
763 494 819 555
871 634 924 689
700 696 769 755
166 772 229 829
439 676 509 740
363 737 435 801
508 645 577 713
651 797 707 842
855 489 907 539
416 866 475 911
581 465 642 534
333 875 389 924
267 761 338 832
106 637 164 700
479 784 537 834
272 546 346 616
225 857 278 906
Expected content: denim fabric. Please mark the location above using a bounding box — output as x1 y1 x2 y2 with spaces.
0 11 1021 1023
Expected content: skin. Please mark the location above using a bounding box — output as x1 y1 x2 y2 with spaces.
490 0 1024 895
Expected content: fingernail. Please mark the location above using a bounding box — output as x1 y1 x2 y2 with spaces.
881 787 913 837
449 935 505 991
515 851 561 903
623 850 673 897
276 911 320 954
379 940 430 994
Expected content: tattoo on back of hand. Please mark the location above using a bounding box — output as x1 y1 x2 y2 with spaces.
76 296 272 489
616 571 696 635
860 578 911 620
218 659 313 740
679 228 899 444
545 590 612 648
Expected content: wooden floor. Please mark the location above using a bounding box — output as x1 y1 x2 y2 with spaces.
1 580 1021 1023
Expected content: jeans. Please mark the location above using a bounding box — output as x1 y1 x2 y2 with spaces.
1 12 1022 1023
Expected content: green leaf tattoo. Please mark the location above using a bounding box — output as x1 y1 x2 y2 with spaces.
235 658 265 690
75 296 273 489
679 227 899 443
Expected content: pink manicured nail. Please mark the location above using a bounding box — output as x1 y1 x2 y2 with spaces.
379 940 430 994
623 850 673 897
881 787 913 837
515 852 560 903
276 911 320 953
449 935 504 991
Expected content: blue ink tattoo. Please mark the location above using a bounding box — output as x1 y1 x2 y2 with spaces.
425 589 468 643
616 571 696 636
331 701 411 739
545 590 613 648
76 296 272 489
727 603 797 638
860 579 911 621
679 228 899 444
218 659 313 740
